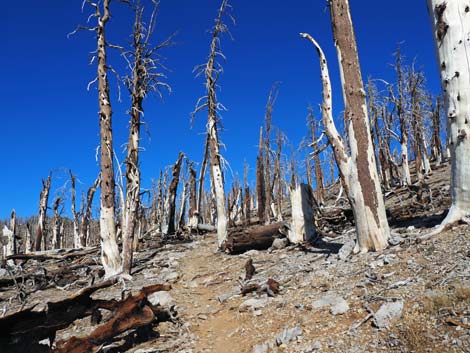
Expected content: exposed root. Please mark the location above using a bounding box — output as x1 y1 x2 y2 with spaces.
420 205 469 240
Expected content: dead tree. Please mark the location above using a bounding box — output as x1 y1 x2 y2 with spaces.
196 135 210 226
34 172 52 251
274 129 284 221
427 0 470 231
9 210 16 257
193 0 232 247
308 107 325 204
263 83 279 221
69 170 81 248
177 162 189 232
389 48 412 185
79 175 100 247
165 152 184 235
243 161 251 225
188 163 198 229
74 0 121 276
301 0 390 252
121 1 172 274
256 126 267 223
430 96 443 164
51 197 63 249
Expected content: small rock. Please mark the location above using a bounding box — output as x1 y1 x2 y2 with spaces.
338 239 355 260
307 341 322 351
388 234 404 246
272 238 289 249
216 293 233 303
330 299 349 315
276 326 302 346
253 343 269 353
148 291 174 307
253 310 263 316
239 298 268 312
244 250 260 257
373 300 404 328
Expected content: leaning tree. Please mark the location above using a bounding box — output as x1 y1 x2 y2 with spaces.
301 0 390 252
427 0 470 231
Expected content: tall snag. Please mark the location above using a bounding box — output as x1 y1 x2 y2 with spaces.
193 0 233 247
301 0 390 252
256 127 267 223
121 1 172 274
427 0 470 231
165 152 185 236
35 172 52 251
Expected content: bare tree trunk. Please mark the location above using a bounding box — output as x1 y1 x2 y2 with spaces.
256 126 267 223
308 107 325 203
80 175 100 247
301 0 390 253
243 162 251 226
178 170 188 232
25 223 32 254
69 170 81 248
9 210 16 257
188 163 198 229
427 0 470 228
274 130 284 221
288 184 316 244
51 197 63 250
91 0 121 277
431 96 443 164
166 152 184 235
197 135 209 226
35 172 52 251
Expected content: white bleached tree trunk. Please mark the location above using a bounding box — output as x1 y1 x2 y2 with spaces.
288 183 316 244
428 0 470 227
300 0 389 253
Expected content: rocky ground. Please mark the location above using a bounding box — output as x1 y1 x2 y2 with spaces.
1 163 469 352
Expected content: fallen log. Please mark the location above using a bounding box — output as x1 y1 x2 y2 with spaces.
7 247 99 262
222 222 288 254
0 278 118 352
53 283 172 353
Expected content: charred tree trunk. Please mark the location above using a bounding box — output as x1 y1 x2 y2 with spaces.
288 184 316 244
308 107 325 203
301 0 390 253
274 130 284 221
35 172 51 251
166 152 184 235
428 0 470 228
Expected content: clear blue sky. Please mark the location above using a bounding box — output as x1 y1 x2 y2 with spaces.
1 0 440 219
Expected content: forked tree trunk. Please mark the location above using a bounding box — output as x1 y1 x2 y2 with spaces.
301 0 390 253
428 0 470 226
35 173 52 251
288 184 316 244
95 0 121 277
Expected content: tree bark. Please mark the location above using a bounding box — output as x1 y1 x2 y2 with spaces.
288 184 317 244
95 0 121 277
51 197 62 250
69 170 81 248
301 0 390 253
166 152 184 235
80 175 100 247
188 163 198 229
428 0 470 226
35 172 51 251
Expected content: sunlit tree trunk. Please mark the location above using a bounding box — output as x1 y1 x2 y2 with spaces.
428 0 470 227
35 172 52 251
301 0 390 253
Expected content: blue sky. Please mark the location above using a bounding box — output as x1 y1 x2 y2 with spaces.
1 0 440 219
